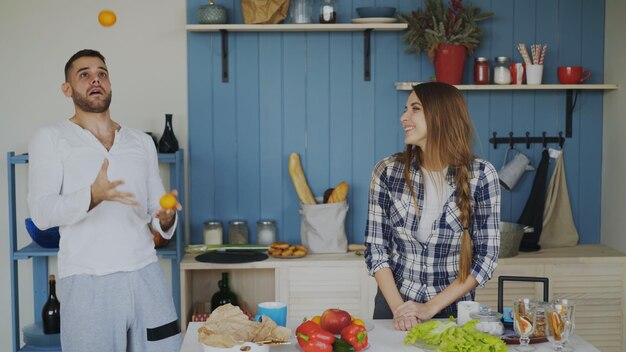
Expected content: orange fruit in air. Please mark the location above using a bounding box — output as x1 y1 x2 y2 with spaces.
160 193 177 210
98 10 117 27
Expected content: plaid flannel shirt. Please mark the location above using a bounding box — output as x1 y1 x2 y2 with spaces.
364 155 501 317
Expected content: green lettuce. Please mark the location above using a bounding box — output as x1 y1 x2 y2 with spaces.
404 319 507 352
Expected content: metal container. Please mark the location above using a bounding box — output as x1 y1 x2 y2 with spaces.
499 221 533 258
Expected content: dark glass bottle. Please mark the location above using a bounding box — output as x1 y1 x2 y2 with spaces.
42 275 60 334
158 113 179 153
211 272 239 311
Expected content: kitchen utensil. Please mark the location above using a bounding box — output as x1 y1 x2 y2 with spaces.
499 147 534 191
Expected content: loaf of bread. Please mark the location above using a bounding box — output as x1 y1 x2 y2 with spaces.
328 181 349 203
288 153 316 205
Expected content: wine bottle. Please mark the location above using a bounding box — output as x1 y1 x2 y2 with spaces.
42 275 60 334
211 272 239 311
158 113 179 153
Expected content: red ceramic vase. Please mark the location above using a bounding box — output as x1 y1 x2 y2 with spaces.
434 44 467 85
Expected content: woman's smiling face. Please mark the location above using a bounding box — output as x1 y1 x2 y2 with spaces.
401 91 427 149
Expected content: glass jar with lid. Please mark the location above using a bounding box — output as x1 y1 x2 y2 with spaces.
470 310 504 336
203 220 223 245
319 0 337 23
256 220 277 245
493 56 511 84
227 220 249 244
474 57 490 84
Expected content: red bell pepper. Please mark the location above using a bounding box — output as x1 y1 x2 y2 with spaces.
296 320 335 352
340 323 368 351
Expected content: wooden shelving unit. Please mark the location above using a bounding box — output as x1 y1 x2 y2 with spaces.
395 82 619 91
186 23 407 32
187 23 407 82
395 82 619 148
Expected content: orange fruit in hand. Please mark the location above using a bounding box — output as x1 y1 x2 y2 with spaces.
98 10 117 27
159 193 177 210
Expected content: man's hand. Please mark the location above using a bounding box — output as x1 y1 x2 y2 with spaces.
89 159 139 210
155 189 182 231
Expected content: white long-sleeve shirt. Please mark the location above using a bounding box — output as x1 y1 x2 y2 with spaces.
27 120 176 278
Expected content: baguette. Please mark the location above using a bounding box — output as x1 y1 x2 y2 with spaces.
288 153 316 205
328 181 349 203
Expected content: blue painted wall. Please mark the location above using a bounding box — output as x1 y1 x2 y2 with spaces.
186 0 605 245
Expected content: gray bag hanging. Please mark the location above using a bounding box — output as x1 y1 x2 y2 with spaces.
300 201 348 253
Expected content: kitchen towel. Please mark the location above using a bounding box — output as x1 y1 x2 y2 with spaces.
517 149 550 252
539 151 579 248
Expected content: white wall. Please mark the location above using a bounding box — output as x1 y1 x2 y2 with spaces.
0 1 188 350
602 0 626 252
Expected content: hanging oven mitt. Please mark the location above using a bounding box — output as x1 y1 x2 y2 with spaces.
539 151 579 248
517 149 550 252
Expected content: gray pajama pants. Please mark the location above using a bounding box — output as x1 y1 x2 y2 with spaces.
58 262 182 352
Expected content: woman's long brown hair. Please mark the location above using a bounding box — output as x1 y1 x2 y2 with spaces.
402 82 476 281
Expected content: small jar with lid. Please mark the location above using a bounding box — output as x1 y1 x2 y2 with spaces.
474 57 490 84
256 220 277 245
319 0 337 23
493 56 512 84
227 220 249 244
204 220 224 245
470 311 504 336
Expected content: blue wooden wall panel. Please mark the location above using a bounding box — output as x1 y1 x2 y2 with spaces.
258 34 285 231
235 33 261 241
187 0 606 246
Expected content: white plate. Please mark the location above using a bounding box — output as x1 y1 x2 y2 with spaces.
351 17 397 24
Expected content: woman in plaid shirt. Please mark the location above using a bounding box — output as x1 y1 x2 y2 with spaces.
364 82 501 331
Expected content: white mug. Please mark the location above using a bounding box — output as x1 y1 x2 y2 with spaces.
457 301 480 326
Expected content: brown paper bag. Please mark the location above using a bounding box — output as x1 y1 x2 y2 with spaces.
241 0 290 24
539 151 579 248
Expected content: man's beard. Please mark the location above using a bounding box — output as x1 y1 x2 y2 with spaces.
72 90 112 113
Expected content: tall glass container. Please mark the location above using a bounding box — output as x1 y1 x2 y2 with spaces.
227 220 249 244
256 220 277 245
204 221 223 245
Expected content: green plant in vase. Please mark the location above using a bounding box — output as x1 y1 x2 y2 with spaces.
398 0 494 84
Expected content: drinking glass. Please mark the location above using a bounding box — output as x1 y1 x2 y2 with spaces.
545 299 575 351
513 298 537 351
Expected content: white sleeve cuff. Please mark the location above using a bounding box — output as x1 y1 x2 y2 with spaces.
151 213 178 240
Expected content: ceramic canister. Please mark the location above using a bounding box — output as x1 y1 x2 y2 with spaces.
197 0 227 24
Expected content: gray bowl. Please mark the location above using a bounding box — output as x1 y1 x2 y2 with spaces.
356 7 396 18
499 221 533 258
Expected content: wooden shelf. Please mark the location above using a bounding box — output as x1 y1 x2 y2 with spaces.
188 23 407 82
187 23 407 32
395 82 619 91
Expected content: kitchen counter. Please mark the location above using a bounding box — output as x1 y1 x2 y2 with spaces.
181 321 600 351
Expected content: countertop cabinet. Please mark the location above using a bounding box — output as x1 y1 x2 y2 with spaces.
182 245 625 351
7 150 185 352
474 245 626 352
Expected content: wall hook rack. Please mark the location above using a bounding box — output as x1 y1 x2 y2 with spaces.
490 131 564 149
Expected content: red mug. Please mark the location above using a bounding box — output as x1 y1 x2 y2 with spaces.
510 63 526 84
558 66 591 84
